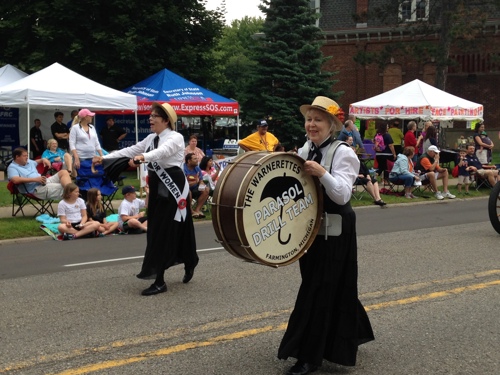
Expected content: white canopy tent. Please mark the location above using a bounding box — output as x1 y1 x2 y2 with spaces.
0 64 28 87
349 79 484 122
0 63 138 151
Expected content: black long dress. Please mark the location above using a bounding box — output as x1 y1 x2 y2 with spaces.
278 193 374 367
138 167 198 277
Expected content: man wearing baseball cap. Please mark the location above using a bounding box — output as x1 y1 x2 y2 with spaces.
415 145 456 200
238 119 280 152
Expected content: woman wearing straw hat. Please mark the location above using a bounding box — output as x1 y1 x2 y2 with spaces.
278 96 374 375
93 102 198 296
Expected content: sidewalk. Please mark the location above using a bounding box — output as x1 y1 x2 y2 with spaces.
0 200 123 219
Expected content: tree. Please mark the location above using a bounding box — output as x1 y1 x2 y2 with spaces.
354 0 499 90
0 0 225 89
206 17 264 107
243 0 339 149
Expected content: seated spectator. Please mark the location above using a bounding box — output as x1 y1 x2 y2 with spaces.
57 183 101 240
464 144 499 187
86 188 119 236
357 154 386 206
415 145 456 200
118 185 148 233
42 139 74 176
389 146 420 199
456 148 471 194
183 153 209 218
184 135 205 163
199 156 219 194
7 147 71 200
338 120 363 149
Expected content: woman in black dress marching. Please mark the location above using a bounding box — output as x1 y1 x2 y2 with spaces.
94 102 198 296
278 96 374 375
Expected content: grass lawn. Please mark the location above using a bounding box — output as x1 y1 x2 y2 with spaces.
1 156 498 241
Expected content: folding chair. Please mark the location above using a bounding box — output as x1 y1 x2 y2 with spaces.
7 180 56 217
75 159 120 213
359 143 376 168
385 160 405 193
352 178 368 200
471 171 493 191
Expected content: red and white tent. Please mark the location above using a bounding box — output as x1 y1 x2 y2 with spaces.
349 79 483 121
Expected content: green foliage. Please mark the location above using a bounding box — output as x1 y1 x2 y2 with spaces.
206 17 265 108
0 0 225 89
241 0 339 149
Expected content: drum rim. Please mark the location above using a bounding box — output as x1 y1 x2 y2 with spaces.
212 151 323 267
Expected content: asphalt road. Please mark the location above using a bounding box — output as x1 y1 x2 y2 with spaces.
0 197 499 374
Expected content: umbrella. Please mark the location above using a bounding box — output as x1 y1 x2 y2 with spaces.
260 173 305 245
102 157 132 183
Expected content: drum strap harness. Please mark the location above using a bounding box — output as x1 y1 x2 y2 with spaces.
147 136 189 222
300 139 347 239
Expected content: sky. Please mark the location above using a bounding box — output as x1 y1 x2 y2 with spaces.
204 0 265 24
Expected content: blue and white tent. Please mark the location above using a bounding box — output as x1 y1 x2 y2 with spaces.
124 69 239 116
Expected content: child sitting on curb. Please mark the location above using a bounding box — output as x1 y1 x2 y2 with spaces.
118 185 148 234
57 183 101 240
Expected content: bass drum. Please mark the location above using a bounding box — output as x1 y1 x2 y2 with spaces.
211 151 322 267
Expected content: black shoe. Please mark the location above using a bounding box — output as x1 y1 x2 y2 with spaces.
182 268 194 283
374 199 387 206
141 283 167 296
136 272 156 280
286 361 318 375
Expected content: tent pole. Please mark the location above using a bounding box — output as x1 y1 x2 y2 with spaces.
135 110 140 182
237 114 240 141
27 104 30 156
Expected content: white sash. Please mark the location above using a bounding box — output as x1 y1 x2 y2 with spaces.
148 137 189 222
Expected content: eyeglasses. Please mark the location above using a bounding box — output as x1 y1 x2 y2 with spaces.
149 114 161 119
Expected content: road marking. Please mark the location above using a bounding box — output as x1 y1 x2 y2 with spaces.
48 280 500 375
3 277 499 375
63 247 224 267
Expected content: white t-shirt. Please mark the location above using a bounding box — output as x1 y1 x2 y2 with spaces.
58 198 86 223
118 198 146 227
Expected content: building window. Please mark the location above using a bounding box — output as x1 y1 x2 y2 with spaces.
400 0 429 22
309 0 320 27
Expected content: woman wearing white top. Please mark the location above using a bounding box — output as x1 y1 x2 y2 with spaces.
93 102 198 297
69 108 103 172
278 96 374 375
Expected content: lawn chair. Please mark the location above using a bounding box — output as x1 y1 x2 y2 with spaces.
359 143 376 168
352 178 369 200
75 159 120 213
7 180 56 217
385 160 405 193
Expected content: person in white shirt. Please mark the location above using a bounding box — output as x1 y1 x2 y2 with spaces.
278 96 374 375
69 108 103 172
118 185 148 233
93 102 198 297
57 183 101 240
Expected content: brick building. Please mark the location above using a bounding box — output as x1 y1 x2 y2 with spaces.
314 0 500 139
